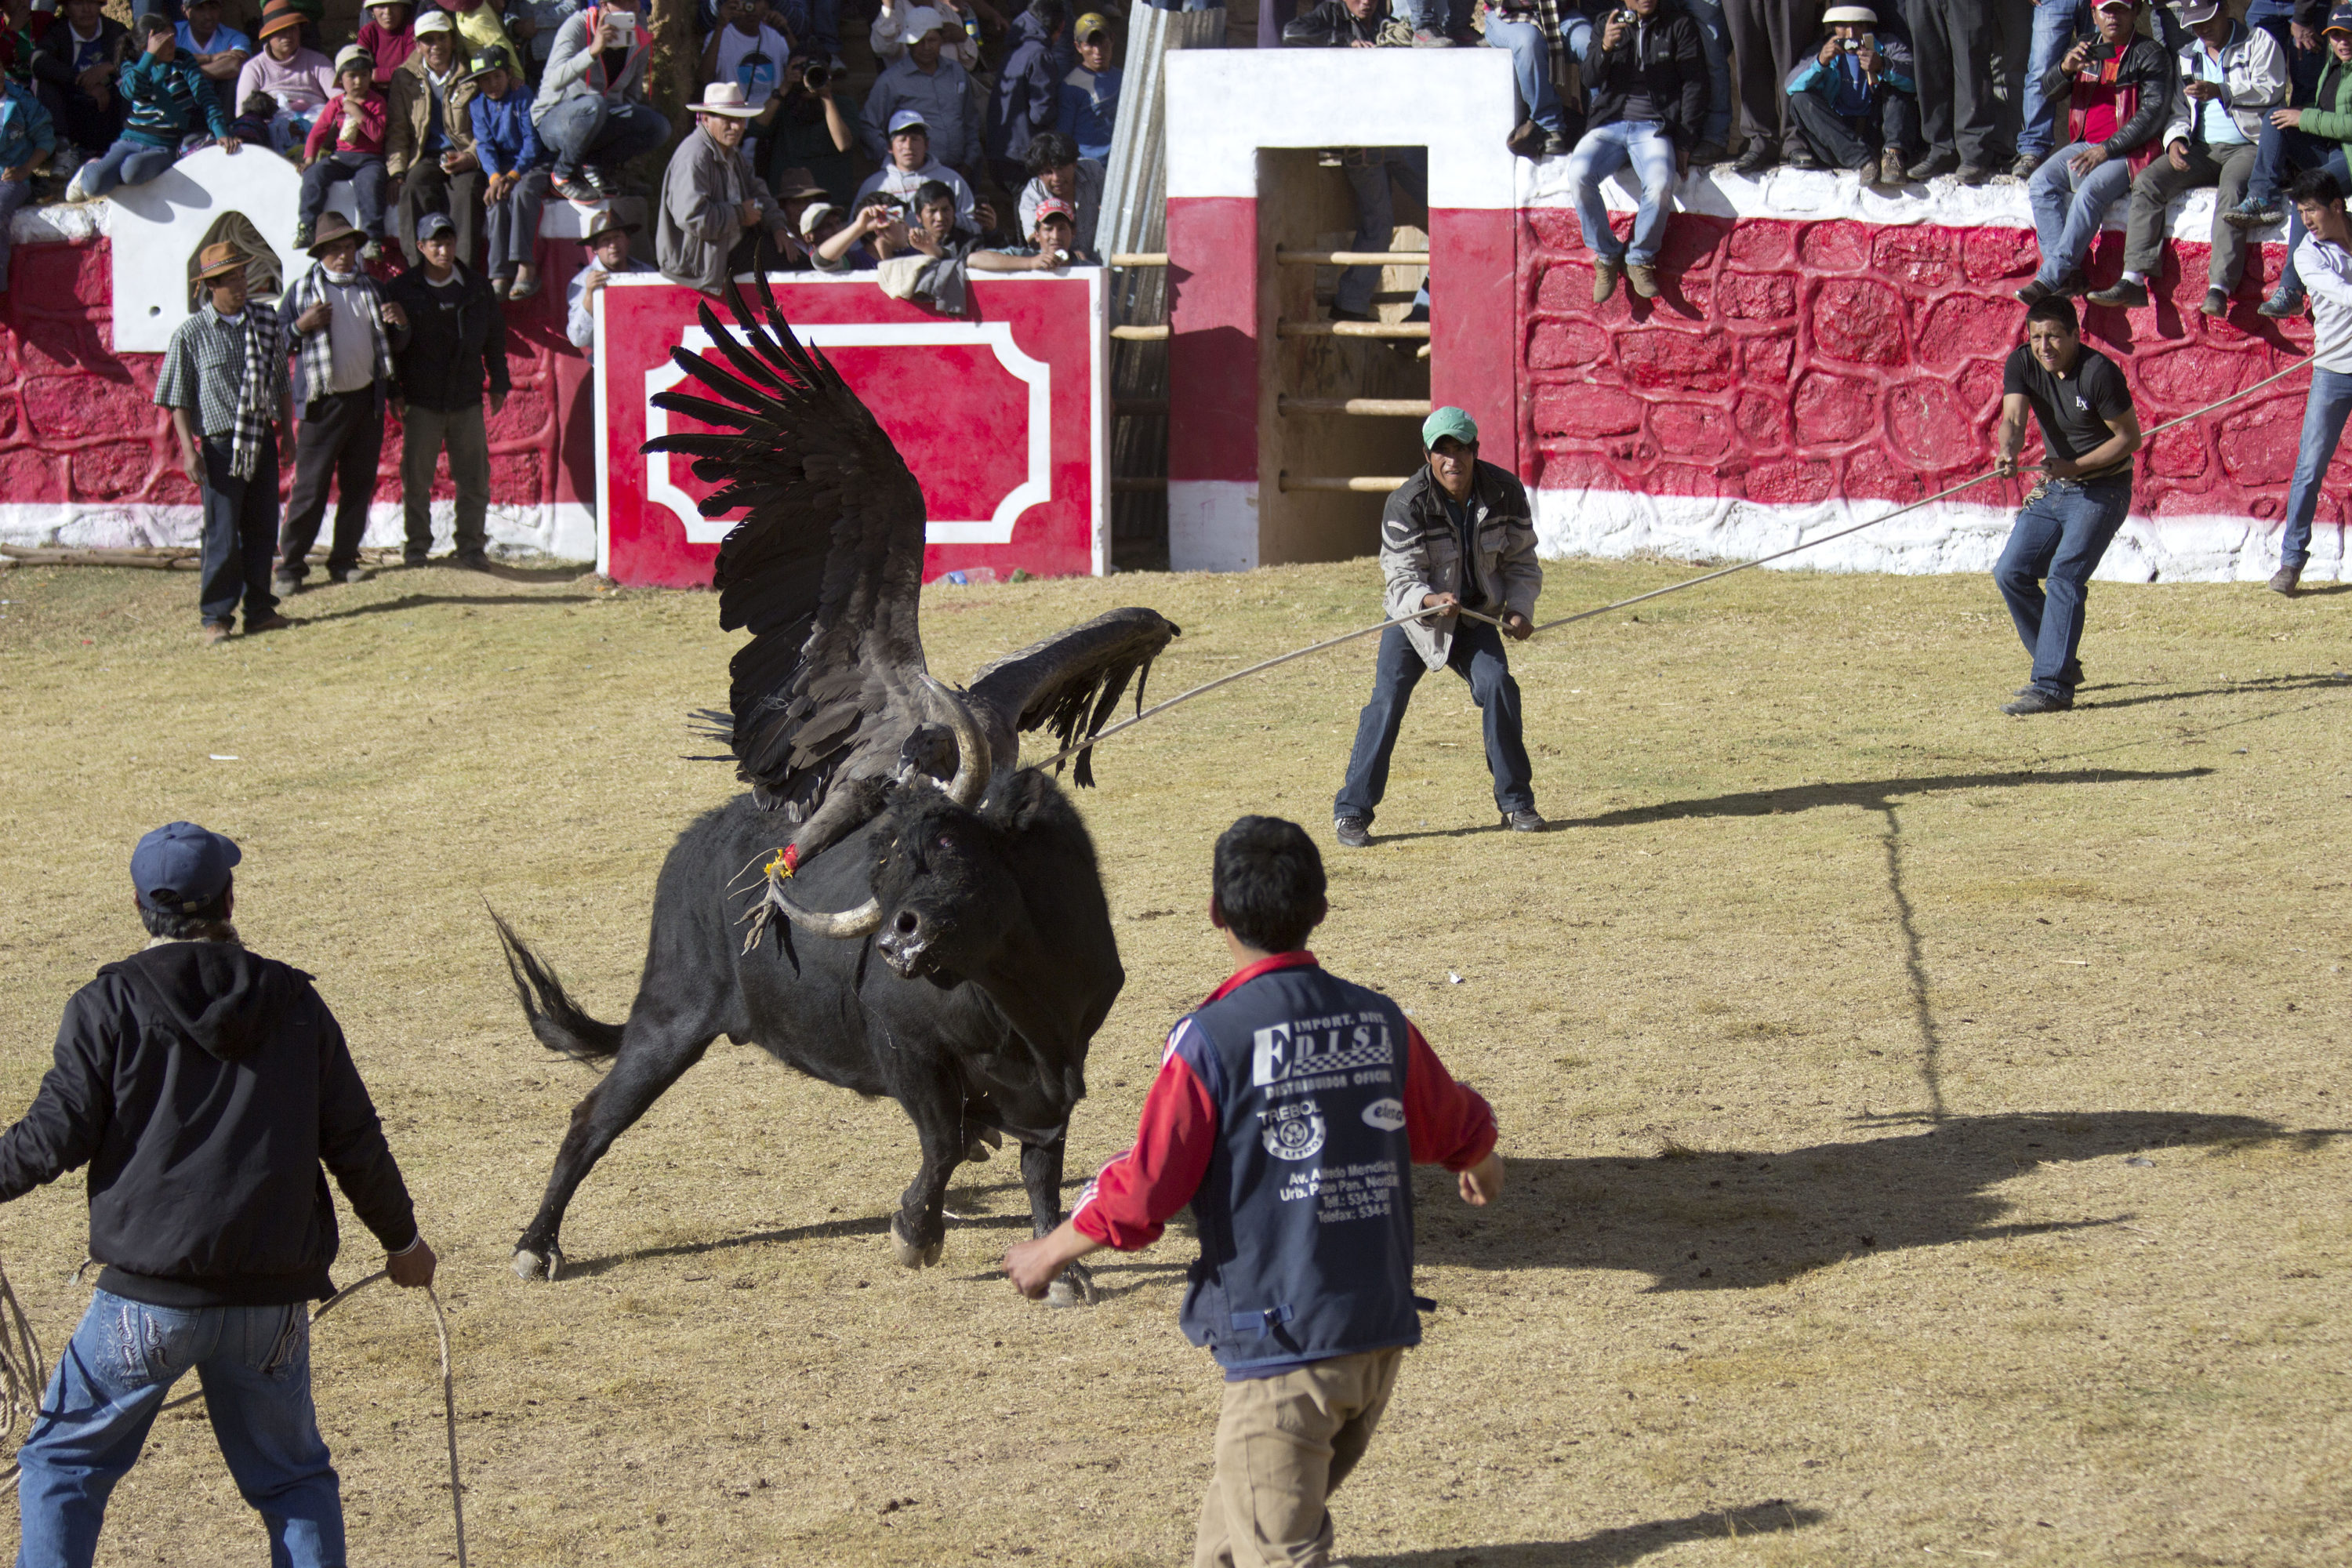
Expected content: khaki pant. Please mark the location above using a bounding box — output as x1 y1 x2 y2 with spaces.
1192 1347 1404 1568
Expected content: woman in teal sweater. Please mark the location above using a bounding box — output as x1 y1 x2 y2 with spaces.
67 13 238 202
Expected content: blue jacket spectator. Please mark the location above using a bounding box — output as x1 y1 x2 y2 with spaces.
1054 11 1117 162
68 17 234 204
983 0 1069 185
0 79 56 292
1783 5 1918 180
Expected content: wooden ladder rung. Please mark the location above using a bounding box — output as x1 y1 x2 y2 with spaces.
1278 473 1410 493
1278 397 1432 417
1110 324 1171 341
1274 248 1432 267
1276 320 1431 339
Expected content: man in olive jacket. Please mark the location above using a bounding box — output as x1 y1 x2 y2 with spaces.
1333 406 1544 847
0 821 436 1568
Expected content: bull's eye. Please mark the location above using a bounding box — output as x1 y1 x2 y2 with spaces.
936 832 957 851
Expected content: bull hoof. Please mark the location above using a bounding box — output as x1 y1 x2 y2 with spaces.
512 1244 562 1282
1047 1259 1101 1308
963 1138 992 1163
889 1214 940 1269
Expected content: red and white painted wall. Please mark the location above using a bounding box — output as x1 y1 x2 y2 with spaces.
1165 50 2327 583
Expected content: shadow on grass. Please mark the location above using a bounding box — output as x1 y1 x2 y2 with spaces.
1551 765 2211 831
1350 1500 1827 1567
552 1177 1037 1279
1410 1111 2336 1291
2075 672 2352 712
294 591 599 626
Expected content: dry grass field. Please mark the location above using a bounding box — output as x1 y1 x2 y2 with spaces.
0 552 2347 1567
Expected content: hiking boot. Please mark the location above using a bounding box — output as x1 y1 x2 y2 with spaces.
2201 286 2230 318
1784 145 1821 172
1504 808 1547 833
2088 278 2150 309
2270 564 2302 596
2258 285 2306 319
1593 259 1621 304
2015 278 2055 307
1875 148 1907 187
2223 198 2282 230
271 569 304 597
1956 162 1992 186
201 619 234 644
551 171 599 202
1733 140 1775 175
1410 27 1454 45
2053 269 2091 297
2001 689 2073 715
327 564 372 584
291 220 313 249
1625 263 1661 299
245 612 293 634
1906 149 1957 181
1334 816 1372 848
2010 151 2044 180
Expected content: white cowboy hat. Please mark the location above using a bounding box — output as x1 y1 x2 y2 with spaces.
689 81 760 117
1820 5 1877 24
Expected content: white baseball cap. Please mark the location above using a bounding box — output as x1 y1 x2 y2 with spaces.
898 5 947 42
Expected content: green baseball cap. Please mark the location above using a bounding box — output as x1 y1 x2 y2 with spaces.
1421 406 1478 448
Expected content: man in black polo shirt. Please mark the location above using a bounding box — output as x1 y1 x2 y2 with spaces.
1991 296 2143 715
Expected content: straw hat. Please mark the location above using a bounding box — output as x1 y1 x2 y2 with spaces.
194 241 245 281
688 81 760 117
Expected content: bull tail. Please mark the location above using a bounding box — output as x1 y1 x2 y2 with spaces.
487 906 628 1063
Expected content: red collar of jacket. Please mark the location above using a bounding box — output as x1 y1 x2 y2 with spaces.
1203 950 1319 1005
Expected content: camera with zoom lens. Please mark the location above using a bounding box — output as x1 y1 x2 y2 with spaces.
797 59 829 89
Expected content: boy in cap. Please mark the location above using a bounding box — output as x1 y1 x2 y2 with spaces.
1004 814 1503 1568
1783 5 1920 186
1334 406 1544 846
67 13 239 202
1055 9 1116 162
566 208 652 356
296 45 390 250
971 191 1091 267
155 242 292 644
0 821 437 1568
469 46 547 296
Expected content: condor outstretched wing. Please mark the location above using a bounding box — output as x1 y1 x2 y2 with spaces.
967 606 1181 787
643 276 931 822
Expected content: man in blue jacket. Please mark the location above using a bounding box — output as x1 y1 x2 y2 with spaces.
1004 815 1502 1568
0 822 437 1568
1784 5 1918 186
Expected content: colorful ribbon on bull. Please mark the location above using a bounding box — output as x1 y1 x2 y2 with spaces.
1035 355 2319 773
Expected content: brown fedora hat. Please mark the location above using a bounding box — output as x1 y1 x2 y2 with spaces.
584 209 641 242
306 210 366 256
771 165 827 199
195 241 245 280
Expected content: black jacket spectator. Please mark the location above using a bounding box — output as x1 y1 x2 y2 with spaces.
32 10 130 148
1282 0 1410 48
985 1 1073 180
1582 4 1707 149
0 942 418 1308
2038 28 2172 166
383 262 511 412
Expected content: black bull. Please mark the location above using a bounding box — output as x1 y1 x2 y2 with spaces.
492 769 1121 1302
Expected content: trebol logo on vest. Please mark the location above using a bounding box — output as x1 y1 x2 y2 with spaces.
1261 1099 1327 1161
1251 1012 1397 1094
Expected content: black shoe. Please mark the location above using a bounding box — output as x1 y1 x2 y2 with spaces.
402 551 430 568
2001 690 2073 716
2088 278 2149 309
452 550 492 572
327 564 372 585
1688 140 1728 168
1955 162 1992 186
1907 150 1958 181
1732 141 1775 176
1537 130 1568 158
2270 564 2302 596
551 171 598 202
2015 278 2054 307
1784 146 1821 172
1334 816 1372 848
271 570 304 596
2201 286 2230 318
2053 269 2091 298
1504 808 1547 833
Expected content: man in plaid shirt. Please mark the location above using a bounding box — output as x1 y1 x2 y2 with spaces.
273 212 405 593
155 243 292 645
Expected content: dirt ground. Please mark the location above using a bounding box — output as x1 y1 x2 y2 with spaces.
0 552 2347 1566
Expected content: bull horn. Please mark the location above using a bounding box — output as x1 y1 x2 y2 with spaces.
921 675 991 809
768 888 883 940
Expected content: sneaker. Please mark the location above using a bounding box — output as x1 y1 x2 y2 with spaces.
1688 140 1728 168
1733 140 1775 175
1956 162 1992 186
271 569 304 596
1504 808 1547 833
202 619 234 644
63 162 94 203
2000 689 2073 716
292 220 313 249
1907 150 1958 181
551 172 599 202
1875 148 1907 187
2010 151 2045 180
327 564 372 584
2201 286 2230 318
2258 285 2306 319
1784 145 1821 172
1592 259 1621 304
245 612 293 634
1334 816 1372 848
1410 27 1454 45
2270 564 2302 596
1625 263 1661 299
2088 278 2150 309
2015 278 2055 307
2223 199 2282 231
581 164 617 196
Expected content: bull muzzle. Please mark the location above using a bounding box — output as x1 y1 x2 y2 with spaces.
875 907 936 977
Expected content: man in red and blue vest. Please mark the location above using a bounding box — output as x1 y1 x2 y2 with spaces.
1004 815 1504 1568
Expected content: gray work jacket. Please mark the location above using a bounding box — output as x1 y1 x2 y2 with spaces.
1380 461 1542 671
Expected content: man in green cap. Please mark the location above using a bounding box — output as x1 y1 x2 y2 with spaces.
1333 406 1544 847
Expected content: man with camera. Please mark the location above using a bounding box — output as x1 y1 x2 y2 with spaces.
2018 0 2172 306
768 53 856 204
1783 4 1918 184
1567 0 1706 303
532 0 669 201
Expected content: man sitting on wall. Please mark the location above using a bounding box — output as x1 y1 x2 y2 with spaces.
387 10 478 270
1568 0 1706 303
175 0 251 117
2089 0 2286 318
2017 0 2173 306
32 0 128 167
1783 4 1919 187
67 13 239 204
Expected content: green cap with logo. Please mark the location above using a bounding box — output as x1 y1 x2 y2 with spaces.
1421 406 1478 449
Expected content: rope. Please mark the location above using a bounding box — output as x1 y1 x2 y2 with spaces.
3 1267 466 1568
1037 357 2316 769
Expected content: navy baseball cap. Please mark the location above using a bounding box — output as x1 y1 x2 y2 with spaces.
2332 2 2352 32
130 822 241 912
416 212 456 242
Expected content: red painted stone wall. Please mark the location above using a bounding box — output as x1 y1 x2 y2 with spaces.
0 236 588 528
1519 211 2342 526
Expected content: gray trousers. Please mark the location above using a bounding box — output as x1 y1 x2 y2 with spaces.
1726 0 1812 154
482 171 549 279
2123 141 2259 290
399 401 491 558
1337 149 1428 317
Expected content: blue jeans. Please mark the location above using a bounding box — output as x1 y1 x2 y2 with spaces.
0 176 28 289
1994 477 2131 698
1567 119 1677 267
2027 140 2133 287
1335 619 1534 823
197 430 281 629
2018 0 2085 161
2280 367 2352 569
79 136 176 197
1484 13 1565 137
538 96 671 178
16 1290 343 1568
297 151 388 238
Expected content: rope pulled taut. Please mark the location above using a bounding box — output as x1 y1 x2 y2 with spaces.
1033 357 2318 771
